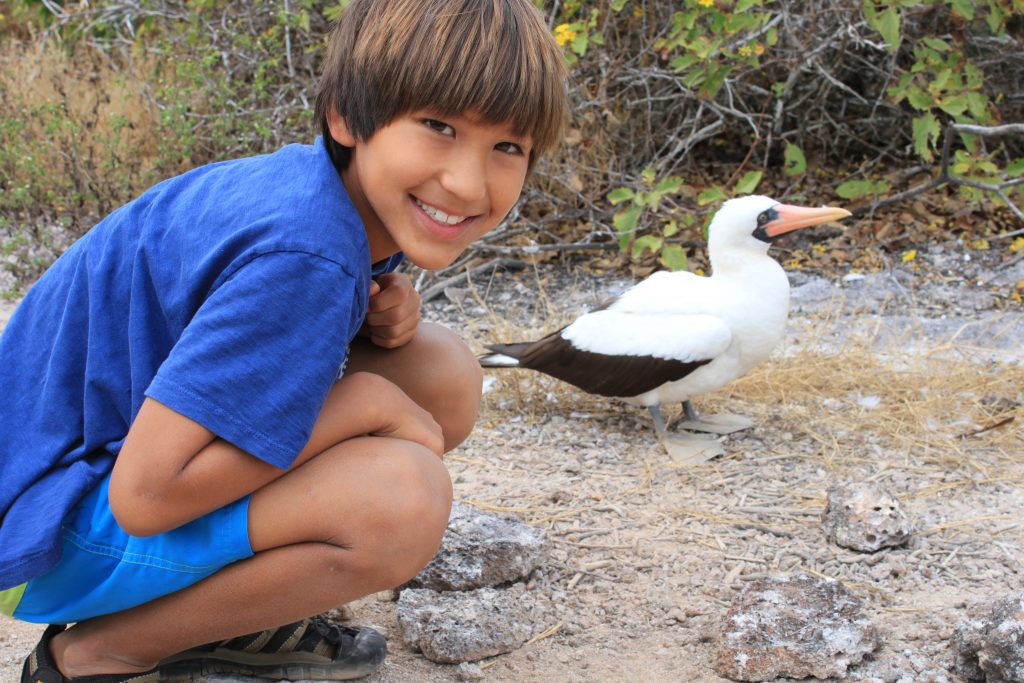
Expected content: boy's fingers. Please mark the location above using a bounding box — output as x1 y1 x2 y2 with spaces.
367 273 417 313
364 304 420 332
369 319 420 348
373 400 444 456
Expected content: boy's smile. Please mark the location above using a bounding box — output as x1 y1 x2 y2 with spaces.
329 109 532 270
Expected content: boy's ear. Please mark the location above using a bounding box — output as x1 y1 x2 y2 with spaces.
326 109 357 147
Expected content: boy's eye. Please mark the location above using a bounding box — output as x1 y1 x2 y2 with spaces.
424 119 454 136
496 141 525 156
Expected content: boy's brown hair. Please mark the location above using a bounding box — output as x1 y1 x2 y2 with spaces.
315 0 567 170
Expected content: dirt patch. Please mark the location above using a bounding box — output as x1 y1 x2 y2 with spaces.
1 243 1022 682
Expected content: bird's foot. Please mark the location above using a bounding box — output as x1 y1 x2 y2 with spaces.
672 412 754 435
660 433 725 465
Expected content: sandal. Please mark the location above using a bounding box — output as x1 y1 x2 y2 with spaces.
21 624 160 682
23 617 386 682
159 615 387 680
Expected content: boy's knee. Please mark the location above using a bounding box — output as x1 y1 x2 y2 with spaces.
351 443 452 586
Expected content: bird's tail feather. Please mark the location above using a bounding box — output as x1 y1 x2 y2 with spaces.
478 352 520 367
478 343 532 367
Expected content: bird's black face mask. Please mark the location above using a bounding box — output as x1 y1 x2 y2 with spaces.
751 207 780 244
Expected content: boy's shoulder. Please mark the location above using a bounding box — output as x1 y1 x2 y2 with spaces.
137 138 368 270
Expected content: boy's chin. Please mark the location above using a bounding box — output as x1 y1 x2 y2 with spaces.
404 248 465 271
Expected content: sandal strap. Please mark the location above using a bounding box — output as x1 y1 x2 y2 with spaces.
211 615 356 658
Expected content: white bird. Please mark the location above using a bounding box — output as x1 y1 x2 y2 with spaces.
479 195 852 461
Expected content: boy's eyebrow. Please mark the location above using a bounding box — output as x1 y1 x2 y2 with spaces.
410 109 535 144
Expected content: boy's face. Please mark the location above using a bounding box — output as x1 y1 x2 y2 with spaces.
329 109 532 270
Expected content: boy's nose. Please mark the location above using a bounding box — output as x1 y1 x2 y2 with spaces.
439 153 488 204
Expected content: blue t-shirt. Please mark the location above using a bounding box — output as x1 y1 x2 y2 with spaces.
0 138 402 590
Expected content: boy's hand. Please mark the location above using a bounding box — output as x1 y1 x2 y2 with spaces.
361 272 421 348
363 377 445 457
324 372 444 458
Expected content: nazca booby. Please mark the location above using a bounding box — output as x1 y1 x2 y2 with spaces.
479 195 852 461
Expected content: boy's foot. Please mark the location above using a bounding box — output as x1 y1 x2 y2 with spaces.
23 616 387 682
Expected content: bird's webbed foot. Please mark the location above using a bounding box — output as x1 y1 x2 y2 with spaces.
648 405 724 464
670 400 755 435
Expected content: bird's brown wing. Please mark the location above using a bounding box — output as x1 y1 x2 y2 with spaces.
485 331 709 399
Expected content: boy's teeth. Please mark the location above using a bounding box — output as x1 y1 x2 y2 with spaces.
417 199 466 225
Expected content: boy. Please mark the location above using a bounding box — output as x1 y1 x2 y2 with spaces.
0 0 567 680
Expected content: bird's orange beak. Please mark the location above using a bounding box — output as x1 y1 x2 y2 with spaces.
764 204 852 238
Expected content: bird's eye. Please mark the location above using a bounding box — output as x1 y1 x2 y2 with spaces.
757 212 770 225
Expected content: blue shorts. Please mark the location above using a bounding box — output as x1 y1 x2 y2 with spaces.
2 472 253 624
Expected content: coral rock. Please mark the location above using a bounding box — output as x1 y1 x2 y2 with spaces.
407 502 546 592
953 591 1024 682
714 573 880 681
822 482 913 552
397 585 548 664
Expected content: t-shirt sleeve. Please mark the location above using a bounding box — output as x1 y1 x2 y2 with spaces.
146 251 362 470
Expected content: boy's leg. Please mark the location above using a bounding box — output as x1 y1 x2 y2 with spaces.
346 322 484 452
49 434 452 677
44 323 474 678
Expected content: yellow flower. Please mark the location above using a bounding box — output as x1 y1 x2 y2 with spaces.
1009 237 1024 253
738 45 753 57
971 238 990 250
554 24 578 47
697 0 715 7
901 249 917 263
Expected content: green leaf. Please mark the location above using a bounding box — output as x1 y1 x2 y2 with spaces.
912 113 941 162
906 86 932 111
836 179 874 200
611 0 629 11
1006 158 1024 177
614 204 643 236
697 186 727 206
641 165 657 186
571 34 589 56
607 187 636 205
984 0 1004 32
951 160 971 175
617 231 632 252
938 94 968 117
921 36 949 52
948 0 975 20
660 244 689 272
929 68 952 94
877 7 901 50
632 234 663 258
967 92 991 122
655 175 684 194
784 142 807 177
734 170 763 195
662 218 679 238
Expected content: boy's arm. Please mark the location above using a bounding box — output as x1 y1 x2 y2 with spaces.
109 371 443 537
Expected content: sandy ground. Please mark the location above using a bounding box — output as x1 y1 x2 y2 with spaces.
1 242 1022 682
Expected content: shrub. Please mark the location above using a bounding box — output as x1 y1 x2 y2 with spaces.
0 0 1021 293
